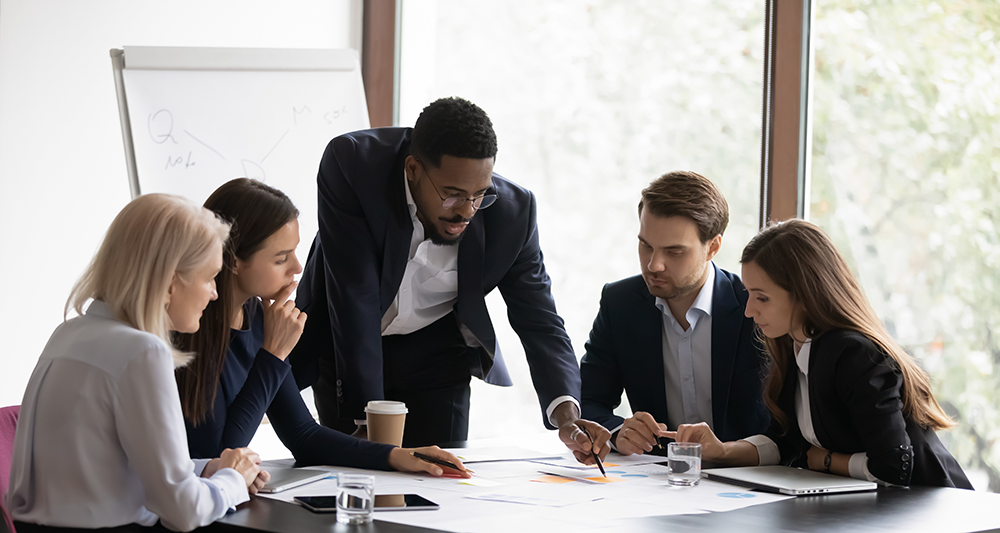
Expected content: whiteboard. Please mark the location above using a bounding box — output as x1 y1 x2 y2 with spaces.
112 46 370 268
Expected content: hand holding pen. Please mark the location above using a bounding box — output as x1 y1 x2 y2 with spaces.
388 447 472 478
562 420 612 469
615 411 670 456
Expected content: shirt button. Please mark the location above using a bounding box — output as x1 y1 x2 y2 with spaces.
901 454 910 461
336 379 342 386
901 462 910 471
900 445 908 450
900 474 906 481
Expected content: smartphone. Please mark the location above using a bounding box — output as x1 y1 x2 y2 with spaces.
294 494 440 513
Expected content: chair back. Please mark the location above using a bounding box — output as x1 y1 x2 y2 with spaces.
0 405 20 533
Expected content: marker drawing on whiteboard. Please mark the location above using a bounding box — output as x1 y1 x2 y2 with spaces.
292 105 313 125
166 151 195 170
183 130 226 161
261 130 289 163
241 159 265 181
323 106 348 124
148 110 178 144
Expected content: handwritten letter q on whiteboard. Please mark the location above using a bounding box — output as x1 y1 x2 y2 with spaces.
112 46 370 267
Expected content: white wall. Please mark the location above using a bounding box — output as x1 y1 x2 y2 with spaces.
0 0 361 407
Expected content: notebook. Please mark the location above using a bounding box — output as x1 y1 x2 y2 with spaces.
702 465 878 495
257 468 331 494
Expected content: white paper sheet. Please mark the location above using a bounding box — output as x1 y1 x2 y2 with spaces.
254 458 794 532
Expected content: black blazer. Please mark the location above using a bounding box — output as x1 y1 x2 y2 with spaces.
766 329 972 489
580 267 770 442
289 127 580 425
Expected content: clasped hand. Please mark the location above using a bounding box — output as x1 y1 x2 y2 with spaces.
201 447 270 495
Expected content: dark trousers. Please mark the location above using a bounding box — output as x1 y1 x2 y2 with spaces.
315 312 473 448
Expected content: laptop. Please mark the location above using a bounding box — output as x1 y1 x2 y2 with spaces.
257 468 331 494
702 465 878 495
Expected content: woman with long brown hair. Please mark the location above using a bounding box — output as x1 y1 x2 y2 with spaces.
665 219 971 488
175 178 469 476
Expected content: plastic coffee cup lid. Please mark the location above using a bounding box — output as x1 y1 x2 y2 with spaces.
364 400 408 415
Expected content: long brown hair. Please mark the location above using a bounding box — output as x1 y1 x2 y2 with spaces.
175 178 299 426
741 219 954 432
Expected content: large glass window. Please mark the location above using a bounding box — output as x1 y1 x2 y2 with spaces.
400 0 765 438
809 0 1000 491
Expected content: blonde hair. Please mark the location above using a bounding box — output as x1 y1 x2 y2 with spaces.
66 194 231 367
741 219 955 432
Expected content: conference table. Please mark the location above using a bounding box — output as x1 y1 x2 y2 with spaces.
205 433 1000 533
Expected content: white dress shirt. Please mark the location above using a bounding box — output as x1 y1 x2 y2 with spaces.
380 175 460 336
655 264 715 432
372 175 577 426
742 339 879 483
7 301 248 531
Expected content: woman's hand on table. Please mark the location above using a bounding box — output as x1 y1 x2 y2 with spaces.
389 446 472 478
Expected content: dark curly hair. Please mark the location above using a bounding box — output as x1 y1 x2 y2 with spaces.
410 97 498 167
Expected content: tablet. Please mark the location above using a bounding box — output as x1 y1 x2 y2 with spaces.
257 468 330 494
295 494 439 512
702 465 878 495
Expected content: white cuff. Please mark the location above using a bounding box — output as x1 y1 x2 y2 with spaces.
192 458 212 477
209 468 251 509
741 435 780 465
607 423 625 453
848 452 881 482
546 396 581 427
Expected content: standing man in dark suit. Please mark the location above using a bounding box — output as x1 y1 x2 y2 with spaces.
290 97 610 461
580 171 769 455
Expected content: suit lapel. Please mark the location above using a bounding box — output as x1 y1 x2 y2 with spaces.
456 214 496 369
634 285 670 422
380 157 413 313
710 265 741 432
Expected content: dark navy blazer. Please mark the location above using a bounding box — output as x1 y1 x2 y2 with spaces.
185 299 394 469
580 266 770 442
289 127 580 426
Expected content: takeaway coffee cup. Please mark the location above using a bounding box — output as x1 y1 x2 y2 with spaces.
365 401 408 446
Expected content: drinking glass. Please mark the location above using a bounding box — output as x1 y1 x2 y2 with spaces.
336 474 375 524
668 442 702 486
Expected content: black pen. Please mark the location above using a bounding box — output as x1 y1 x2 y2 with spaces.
579 426 607 477
410 451 474 474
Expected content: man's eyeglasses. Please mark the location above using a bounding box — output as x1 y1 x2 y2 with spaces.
415 157 498 211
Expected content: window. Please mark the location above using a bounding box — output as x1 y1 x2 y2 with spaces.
400 0 765 438
809 0 1000 491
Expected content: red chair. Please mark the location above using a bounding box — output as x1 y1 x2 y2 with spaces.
0 405 20 533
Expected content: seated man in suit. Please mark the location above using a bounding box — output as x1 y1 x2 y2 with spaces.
290 97 610 462
581 170 769 455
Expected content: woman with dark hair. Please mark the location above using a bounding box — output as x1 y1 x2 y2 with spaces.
664 219 971 488
175 178 469 475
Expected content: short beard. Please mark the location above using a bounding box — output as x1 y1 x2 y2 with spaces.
646 266 707 301
425 215 470 246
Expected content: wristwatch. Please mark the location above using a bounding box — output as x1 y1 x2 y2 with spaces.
822 450 833 473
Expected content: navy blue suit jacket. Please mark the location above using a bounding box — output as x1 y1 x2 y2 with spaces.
580 265 770 442
290 127 580 425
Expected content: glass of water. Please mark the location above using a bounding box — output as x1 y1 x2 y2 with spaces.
667 442 702 486
336 473 375 524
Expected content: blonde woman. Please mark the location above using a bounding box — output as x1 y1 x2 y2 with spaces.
665 219 971 488
8 194 264 532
